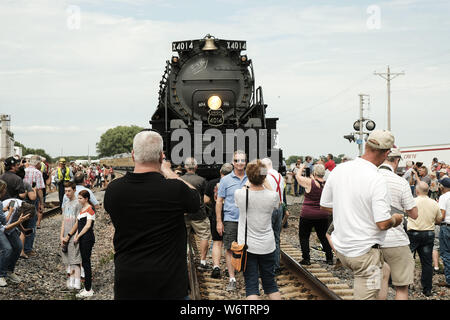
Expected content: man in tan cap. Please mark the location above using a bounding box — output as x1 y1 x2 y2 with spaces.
320 130 404 300
378 148 418 300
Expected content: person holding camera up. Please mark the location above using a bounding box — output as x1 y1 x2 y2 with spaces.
60 181 82 291
295 163 333 265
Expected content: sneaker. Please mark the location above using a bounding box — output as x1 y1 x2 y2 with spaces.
66 278 73 290
211 267 221 279
76 288 94 298
6 272 21 283
300 259 311 266
0 277 7 287
226 280 236 291
26 250 37 257
422 289 432 297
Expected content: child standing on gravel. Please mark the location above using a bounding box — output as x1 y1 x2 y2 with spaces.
60 182 82 291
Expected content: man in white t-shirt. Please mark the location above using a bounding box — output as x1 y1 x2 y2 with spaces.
377 148 418 300
320 130 404 300
261 158 285 275
438 177 450 288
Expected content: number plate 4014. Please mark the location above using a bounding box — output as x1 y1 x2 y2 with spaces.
172 41 194 51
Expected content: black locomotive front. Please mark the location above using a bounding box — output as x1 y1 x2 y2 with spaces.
150 35 283 180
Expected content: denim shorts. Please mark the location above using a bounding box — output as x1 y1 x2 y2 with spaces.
243 251 279 297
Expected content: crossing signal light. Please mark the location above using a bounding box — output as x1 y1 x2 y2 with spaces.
344 134 355 143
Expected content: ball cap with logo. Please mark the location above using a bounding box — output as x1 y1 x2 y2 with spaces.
366 130 395 150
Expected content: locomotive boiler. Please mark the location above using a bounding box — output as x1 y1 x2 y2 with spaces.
150 34 284 179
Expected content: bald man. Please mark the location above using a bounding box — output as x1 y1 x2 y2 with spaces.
408 181 442 296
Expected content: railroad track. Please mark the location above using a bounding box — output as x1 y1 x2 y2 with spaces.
188 234 353 300
43 206 62 218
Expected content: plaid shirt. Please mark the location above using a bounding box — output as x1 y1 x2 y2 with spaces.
24 166 45 190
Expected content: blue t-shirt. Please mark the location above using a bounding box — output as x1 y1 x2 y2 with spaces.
218 171 248 222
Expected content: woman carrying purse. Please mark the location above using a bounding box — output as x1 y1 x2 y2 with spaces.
234 160 281 300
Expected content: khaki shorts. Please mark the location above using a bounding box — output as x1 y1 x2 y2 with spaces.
381 245 415 286
185 217 211 241
336 248 383 300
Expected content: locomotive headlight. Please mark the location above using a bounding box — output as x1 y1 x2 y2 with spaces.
208 95 222 110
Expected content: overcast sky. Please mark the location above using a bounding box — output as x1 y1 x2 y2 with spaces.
1 0 449 159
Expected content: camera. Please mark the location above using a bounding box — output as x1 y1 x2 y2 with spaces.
61 241 69 253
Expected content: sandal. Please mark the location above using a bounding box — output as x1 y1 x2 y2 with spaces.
20 254 29 259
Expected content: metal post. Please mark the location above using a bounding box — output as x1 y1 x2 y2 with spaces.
359 94 364 157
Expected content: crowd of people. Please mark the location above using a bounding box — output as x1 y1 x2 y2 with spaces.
50 159 114 207
104 129 450 301
1 130 449 301
0 155 103 298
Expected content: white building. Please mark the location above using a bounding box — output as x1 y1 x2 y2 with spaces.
0 114 15 159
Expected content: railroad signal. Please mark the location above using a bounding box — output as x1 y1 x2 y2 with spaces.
344 134 356 143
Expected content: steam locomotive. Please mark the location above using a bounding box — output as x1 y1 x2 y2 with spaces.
150 34 284 179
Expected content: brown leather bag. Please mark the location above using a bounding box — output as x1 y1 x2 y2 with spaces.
230 187 249 272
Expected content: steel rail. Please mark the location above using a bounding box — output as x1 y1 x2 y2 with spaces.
280 250 342 300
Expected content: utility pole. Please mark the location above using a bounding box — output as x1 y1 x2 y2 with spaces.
374 65 404 131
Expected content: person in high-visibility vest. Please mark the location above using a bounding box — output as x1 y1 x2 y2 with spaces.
54 158 73 207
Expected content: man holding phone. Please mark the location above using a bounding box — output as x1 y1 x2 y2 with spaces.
0 198 32 286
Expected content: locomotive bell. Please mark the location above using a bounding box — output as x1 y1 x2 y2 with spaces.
202 35 218 51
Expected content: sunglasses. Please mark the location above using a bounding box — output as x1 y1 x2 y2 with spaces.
233 159 246 163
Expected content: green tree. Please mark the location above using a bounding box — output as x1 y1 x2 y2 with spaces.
14 141 53 162
286 155 303 166
96 125 144 158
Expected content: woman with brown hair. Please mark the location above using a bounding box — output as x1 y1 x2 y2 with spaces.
234 160 281 300
74 189 96 298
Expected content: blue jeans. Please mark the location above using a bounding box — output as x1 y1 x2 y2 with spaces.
439 225 450 285
410 185 416 197
408 230 434 292
271 206 283 272
24 202 38 253
0 229 22 277
294 179 299 196
243 251 278 297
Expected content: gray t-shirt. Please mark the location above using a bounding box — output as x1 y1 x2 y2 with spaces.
235 188 279 255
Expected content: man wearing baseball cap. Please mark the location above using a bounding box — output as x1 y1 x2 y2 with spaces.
378 148 418 299
54 158 73 207
0 157 26 201
320 130 404 300
438 177 450 288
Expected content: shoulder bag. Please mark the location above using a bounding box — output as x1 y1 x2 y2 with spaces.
230 186 249 272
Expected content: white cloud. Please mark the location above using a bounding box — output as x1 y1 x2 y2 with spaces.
1 1 449 159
